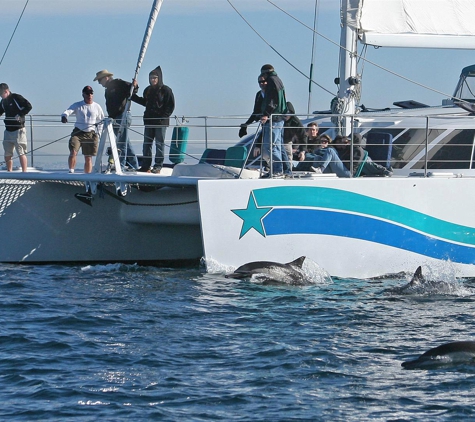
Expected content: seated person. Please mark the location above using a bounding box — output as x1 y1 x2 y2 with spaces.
294 122 331 171
310 135 351 177
334 134 392 177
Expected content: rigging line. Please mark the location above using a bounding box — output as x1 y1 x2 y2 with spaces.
0 132 71 167
307 0 319 115
226 0 335 97
265 0 456 101
0 0 30 69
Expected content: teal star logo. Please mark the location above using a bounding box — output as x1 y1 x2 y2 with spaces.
232 192 273 238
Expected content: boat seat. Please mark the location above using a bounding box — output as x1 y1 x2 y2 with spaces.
199 149 226 165
365 132 393 169
353 150 368 177
225 146 248 168
169 126 189 164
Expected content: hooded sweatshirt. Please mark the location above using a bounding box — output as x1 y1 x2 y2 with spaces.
132 66 175 126
0 92 32 131
260 70 287 122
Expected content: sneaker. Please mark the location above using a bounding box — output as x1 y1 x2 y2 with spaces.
310 166 323 174
137 167 151 173
383 169 393 177
69 169 75 174
151 167 161 174
260 172 284 179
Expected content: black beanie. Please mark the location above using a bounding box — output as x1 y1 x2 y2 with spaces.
260 64 274 73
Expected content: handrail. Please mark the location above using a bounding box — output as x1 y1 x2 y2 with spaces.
0 112 474 177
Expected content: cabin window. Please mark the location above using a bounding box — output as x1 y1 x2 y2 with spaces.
390 129 442 169
384 129 475 170
454 75 475 103
411 129 475 170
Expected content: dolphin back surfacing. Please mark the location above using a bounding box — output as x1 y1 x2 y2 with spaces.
225 256 306 284
402 341 475 369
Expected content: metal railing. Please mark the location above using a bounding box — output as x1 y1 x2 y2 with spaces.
2 112 474 178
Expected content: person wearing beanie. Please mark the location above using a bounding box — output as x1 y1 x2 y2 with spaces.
94 69 139 170
61 86 104 173
239 75 267 138
0 83 32 172
257 64 289 177
132 66 175 173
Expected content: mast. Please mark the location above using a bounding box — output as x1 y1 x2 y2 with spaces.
307 0 319 115
118 0 165 140
336 0 359 135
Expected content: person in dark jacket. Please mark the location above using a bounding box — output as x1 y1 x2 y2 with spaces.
94 69 139 170
239 75 266 138
132 66 175 173
0 83 32 172
333 134 392 176
258 64 289 177
283 101 306 163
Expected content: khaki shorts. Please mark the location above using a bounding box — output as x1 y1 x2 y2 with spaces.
3 128 27 156
69 128 98 156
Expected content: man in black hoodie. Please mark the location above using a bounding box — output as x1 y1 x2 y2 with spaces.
0 83 32 172
132 66 175 173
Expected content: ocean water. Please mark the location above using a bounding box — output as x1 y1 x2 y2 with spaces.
1 261 475 421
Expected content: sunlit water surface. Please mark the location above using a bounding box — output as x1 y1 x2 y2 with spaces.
1 261 475 421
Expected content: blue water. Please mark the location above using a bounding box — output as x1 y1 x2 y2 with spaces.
1 262 475 421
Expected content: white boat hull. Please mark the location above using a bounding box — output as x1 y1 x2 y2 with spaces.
198 176 475 278
0 179 202 264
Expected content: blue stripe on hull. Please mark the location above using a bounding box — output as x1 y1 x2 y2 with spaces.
264 209 475 265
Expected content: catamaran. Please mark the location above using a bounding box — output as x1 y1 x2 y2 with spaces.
2 0 475 278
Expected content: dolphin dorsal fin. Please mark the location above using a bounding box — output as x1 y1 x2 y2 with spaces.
288 256 306 268
414 266 423 280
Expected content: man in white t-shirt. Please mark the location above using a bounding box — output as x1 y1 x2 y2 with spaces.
61 86 104 173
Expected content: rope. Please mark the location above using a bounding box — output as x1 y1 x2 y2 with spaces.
226 0 335 97
102 185 198 207
0 0 30 69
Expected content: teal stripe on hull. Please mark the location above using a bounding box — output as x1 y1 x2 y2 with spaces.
253 186 475 246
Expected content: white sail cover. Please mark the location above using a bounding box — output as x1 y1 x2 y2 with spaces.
348 0 475 48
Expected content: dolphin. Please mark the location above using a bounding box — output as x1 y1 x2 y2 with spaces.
407 266 425 286
225 256 306 284
386 266 432 294
401 341 475 369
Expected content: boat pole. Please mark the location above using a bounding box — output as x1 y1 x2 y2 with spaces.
307 0 319 115
337 0 359 136
117 0 165 143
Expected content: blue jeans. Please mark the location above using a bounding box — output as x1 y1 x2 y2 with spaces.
313 147 351 178
113 112 138 169
262 119 284 174
143 125 167 170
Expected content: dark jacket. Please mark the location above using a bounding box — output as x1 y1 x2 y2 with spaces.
336 134 366 174
260 71 287 122
132 66 175 126
283 102 306 146
244 90 264 125
0 93 32 131
104 78 137 118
